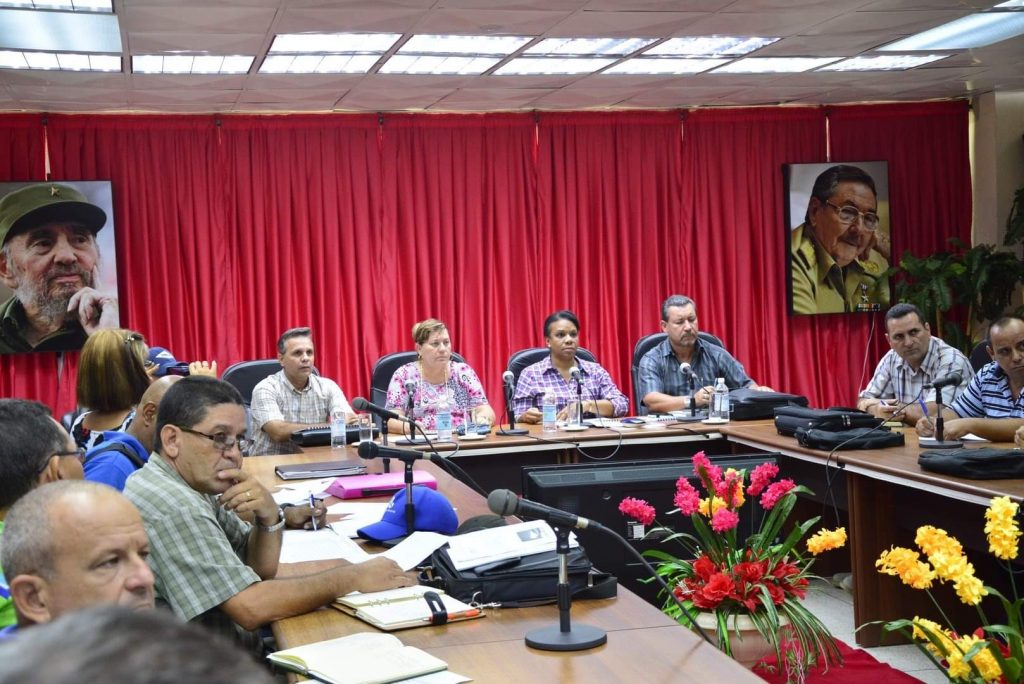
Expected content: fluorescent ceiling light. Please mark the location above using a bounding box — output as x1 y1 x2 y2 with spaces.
994 0 1024 6
494 57 615 75
133 54 254 74
398 34 531 55
0 0 111 10
644 36 778 57
712 57 840 73
880 11 1024 50
258 53 379 74
0 48 118 70
378 54 500 75
268 33 400 54
818 54 948 71
525 37 657 56
603 58 727 75
0 7 120 51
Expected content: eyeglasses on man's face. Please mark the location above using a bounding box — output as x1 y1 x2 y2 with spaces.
177 427 252 454
38 447 86 474
825 200 880 231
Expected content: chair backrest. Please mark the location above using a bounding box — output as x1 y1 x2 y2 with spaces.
970 339 991 373
369 351 467 408
505 347 598 386
630 331 724 415
221 359 281 406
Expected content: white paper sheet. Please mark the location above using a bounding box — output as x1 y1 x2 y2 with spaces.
326 501 390 538
279 529 371 564
271 478 335 506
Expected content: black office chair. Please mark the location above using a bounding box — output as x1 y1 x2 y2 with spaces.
369 351 467 408
630 331 724 415
505 347 598 386
221 359 283 406
970 339 991 373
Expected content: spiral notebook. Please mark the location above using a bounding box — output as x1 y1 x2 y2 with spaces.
332 585 484 631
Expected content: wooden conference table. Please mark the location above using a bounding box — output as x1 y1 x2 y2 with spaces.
393 420 1024 647
246 447 761 683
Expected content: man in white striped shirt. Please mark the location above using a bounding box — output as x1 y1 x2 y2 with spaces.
858 303 973 425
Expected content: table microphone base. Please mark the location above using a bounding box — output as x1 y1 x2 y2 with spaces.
920 439 963 449
497 428 529 436
525 624 606 652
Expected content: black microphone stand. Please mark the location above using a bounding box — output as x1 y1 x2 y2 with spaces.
573 373 584 426
926 384 963 449
524 525 606 651
498 378 528 437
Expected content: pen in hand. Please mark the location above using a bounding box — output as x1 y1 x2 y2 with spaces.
309 493 318 531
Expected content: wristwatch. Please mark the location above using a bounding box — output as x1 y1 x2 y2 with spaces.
257 507 286 533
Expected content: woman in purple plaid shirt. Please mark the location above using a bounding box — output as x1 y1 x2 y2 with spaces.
514 310 628 423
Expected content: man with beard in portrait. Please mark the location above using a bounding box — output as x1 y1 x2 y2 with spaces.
0 183 119 353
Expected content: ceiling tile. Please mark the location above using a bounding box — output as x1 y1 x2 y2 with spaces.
119 5 278 33
549 10 711 36
126 32 268 54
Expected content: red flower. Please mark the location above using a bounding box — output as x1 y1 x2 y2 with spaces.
766 582 786 606
733 560 766 584
693 572 734 609
692 554 716 581
711 508 740 532
760 478 796 510
747 462 780 497
674 478 701 516
618 497 656 525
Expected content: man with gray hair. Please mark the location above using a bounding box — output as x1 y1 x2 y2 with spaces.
0 183 119 353
637 294 772 414
249 326 352 455
1 481 155 638
0 398 84 630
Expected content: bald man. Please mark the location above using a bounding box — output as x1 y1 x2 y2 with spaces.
83 375 181 490
1 481 154 638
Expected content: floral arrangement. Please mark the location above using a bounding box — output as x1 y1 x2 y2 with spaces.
618 451 846 678
875 495 1023 683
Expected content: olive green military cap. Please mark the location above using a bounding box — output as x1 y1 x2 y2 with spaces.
0 183 107 246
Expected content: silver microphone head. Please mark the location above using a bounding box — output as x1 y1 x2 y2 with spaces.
679 362 690 374
404 379 417 393
502 370 514 384
569 366 581 380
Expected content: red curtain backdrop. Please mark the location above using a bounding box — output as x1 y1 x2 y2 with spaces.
0 103 971 417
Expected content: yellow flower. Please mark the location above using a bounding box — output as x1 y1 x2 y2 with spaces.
946 635 1003 682
806 527 847 555
697 496 728 517
876 547 935 589
911 617 955 658
953 573 988 606
985 496 1021 561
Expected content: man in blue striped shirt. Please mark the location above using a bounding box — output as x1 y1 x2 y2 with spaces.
917 316 1024 441
857 303 973 425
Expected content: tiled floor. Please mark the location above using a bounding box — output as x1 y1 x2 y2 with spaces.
803 578 946 683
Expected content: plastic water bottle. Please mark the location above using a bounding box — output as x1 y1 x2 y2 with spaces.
542 390 557 433
330 409 347 451
711 378 730 421
436 392 453 441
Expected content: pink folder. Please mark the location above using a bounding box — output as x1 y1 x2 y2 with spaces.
325 471 438 499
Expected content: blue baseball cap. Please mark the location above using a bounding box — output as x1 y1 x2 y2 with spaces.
357 486 458 542
146 347 189 377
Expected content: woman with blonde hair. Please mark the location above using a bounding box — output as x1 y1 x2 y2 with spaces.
71 328 151 449
384 318 494 434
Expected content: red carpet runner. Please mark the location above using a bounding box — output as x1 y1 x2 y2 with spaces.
756 640 923 683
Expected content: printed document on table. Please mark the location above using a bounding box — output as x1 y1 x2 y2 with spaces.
444 520 577 571
280 529 371 564
326 501 390 537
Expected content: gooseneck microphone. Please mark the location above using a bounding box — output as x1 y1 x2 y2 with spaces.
498 370 528 436
926 372 962 390
351 397 411 424
502 370 515 387
357 441 424 462
487 489 605 532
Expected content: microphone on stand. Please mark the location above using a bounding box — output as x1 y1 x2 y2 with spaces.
677 363 700 420
569 365 583 425
498 370 528 437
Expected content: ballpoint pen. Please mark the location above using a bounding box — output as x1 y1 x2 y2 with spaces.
309 493 318 531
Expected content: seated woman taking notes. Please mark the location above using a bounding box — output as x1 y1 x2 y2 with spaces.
384 318 495 433
513 310 628 424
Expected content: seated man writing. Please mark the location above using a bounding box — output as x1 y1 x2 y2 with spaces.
857 303 973 425
124 376 415 641
916 316 1024 442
